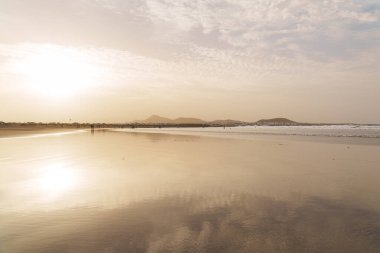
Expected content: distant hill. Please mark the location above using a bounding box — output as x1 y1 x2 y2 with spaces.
172 117 206 124
137 115 173 124
254 118 298 126
136 115 299 126
137 115 206 125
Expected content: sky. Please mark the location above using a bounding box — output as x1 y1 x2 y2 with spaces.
0 0 379 123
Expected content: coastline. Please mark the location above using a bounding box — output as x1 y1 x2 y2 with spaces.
2 125 380 146
2 125 380 252
0 127 86 138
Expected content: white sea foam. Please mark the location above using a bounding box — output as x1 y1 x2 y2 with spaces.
116 125 380 138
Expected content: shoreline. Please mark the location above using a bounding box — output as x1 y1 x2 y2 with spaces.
110 127 380 146
2 126 380 146
0 127 87 138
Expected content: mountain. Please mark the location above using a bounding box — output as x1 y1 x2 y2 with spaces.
172 117 206 124
137 115 173 124
136 115 298 126
137 115 206 125
254 118 298 126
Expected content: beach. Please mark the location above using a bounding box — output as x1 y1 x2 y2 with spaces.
1 127 380 252
0 126 86 138
2 0 380 252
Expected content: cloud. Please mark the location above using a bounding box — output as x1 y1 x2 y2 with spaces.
1 1 379 101
1 0 379 66
139 0 380 62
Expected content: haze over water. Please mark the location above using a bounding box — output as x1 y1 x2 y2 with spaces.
1 128 380 253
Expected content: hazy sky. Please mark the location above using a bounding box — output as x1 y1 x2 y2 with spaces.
1 0 379 123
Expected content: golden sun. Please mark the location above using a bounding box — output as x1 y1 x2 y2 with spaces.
14 45 101 98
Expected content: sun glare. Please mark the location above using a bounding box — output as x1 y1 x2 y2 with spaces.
37 163 81 198
14 45 101 98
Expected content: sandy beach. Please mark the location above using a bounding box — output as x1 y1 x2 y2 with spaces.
0 127 87 138
1 128 380 252
2 1 379 252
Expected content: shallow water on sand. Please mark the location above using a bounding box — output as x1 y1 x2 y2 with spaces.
1 129 380 253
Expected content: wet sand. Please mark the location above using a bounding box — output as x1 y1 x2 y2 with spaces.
1 129 380 252
0 127 85 138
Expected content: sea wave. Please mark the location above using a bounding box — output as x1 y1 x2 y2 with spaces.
116 125 380 138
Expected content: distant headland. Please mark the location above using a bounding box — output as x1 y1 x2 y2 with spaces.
134 115 300 126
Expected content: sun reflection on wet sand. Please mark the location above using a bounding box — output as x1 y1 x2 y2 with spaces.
1 130 380 253
35 163 81 200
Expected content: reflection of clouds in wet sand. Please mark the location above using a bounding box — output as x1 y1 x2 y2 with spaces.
3 195 380 253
